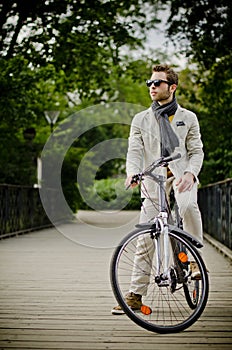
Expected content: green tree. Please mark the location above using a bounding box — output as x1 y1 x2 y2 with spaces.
164 0 232 69
172 61 232 185
0 56 68 185
0 56 67 128
197 56 232 184
0 0 165 188
0 0 163 100
158 0 232 184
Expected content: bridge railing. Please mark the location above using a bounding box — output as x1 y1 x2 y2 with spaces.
0 184 52 238
198 178 232 250
2 180 231 246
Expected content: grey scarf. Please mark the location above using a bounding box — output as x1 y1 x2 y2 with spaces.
152 98 179 157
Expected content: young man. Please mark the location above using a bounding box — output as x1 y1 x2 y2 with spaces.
112 64 204 315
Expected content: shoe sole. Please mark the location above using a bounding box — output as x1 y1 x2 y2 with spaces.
111 309 125 315
111 305 143 315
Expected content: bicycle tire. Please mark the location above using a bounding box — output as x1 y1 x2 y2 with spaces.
110 227 209 334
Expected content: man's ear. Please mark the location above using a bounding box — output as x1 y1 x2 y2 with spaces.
170 84 177 94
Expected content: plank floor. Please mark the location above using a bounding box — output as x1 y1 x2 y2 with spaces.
0 211 231 350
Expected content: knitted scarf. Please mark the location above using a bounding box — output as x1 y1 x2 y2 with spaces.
152 97 179 157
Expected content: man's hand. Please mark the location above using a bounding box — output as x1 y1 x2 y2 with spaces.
125 175 139 189
176 172 195 193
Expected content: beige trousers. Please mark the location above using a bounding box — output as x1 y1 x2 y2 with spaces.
130 180 203 295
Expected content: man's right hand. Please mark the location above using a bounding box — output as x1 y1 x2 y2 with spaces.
125 175 139 189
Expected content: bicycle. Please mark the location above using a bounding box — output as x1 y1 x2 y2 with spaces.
110 153 209 334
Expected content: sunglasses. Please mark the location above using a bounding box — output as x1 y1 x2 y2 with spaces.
146 79 172 87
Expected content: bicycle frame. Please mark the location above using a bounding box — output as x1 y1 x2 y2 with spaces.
144 172 171 285
138 154 202 286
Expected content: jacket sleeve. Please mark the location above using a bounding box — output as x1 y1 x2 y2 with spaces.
126 114 144 176
184 113 204 179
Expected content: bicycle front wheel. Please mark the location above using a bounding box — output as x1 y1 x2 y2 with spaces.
110 227 209 333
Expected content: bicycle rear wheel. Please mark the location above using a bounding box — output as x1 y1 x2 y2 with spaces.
110 227 209 334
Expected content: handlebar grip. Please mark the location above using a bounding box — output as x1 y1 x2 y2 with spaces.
162 153 181 164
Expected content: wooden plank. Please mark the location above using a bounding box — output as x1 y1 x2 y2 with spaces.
0 211 232 349
0 341 231 350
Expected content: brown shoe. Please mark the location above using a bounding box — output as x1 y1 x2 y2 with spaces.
111 292 142 315
190 261 209 280
190 262 201 280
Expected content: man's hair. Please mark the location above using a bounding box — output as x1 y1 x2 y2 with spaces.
152 64 178 85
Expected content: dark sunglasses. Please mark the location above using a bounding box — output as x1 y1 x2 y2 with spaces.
146 79 172 87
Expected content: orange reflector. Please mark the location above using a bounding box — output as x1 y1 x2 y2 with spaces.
141 305 152 315
178 251 188 263
193 290 197 299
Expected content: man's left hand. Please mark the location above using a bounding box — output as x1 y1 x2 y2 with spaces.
176 172 195 193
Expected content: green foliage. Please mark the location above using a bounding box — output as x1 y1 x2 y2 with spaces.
174 60 232 185
176 67 200 112
0 0 231 214
0 56 38 129
159 0 232 185
79 178 141 210
164 0 232 69
0 1 162 190
0 124 37 185
202 149 232 185
0 0 162 100
197 55 232 184
0 56 69 185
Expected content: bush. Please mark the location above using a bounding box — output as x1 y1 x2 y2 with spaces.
78 177 141 210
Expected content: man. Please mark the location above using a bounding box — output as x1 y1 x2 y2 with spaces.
112 64 204 315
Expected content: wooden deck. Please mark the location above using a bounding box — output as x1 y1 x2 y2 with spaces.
0 211 231 350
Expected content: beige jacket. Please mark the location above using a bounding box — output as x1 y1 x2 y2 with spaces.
126 105 204 197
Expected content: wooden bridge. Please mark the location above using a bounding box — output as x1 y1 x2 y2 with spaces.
0 211 231 350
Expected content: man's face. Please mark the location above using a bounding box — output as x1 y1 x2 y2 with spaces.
149 71 176 105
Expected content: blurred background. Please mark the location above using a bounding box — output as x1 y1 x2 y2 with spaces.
0 1 231 237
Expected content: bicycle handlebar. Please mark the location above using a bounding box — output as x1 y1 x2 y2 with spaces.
160 152 181 164
126 153 181 189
